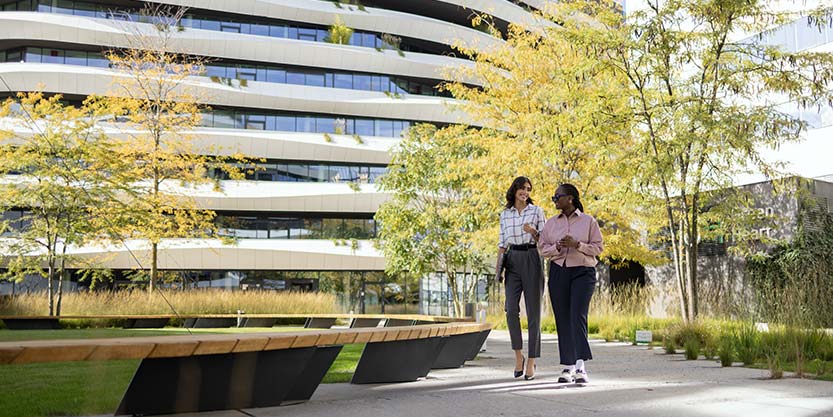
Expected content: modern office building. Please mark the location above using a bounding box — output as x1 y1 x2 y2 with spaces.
0 1 546 313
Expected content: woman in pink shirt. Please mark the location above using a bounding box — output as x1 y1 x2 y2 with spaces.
539 183 603 384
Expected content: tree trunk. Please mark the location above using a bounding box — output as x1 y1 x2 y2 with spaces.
47 259 55 316
675 218 689 322
56 242 69 316
687 212 699 320
447 270 463 317
150 242 158 293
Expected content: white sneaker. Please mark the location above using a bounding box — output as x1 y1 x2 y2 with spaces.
557 368 575 383
575 369 589 383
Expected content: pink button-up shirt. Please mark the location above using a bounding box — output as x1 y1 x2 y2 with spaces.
539 209 603 267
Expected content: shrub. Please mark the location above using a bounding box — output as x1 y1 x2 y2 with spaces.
684 338 701 360
663 334 676 354
734 323 761 366
702 334 718 360
717 334 735 367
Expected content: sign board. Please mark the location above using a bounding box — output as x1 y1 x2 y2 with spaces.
635 330 653 344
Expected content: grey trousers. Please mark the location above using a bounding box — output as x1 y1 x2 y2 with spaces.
548 262 596 365
504 249 544 358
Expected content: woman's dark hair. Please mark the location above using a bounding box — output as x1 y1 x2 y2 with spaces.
505 176 534 209
560 183 584 212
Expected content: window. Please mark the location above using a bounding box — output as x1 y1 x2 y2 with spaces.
286 70 305 85
245 114 266 130
64 50 87 66
316 117 335 134
24 47 42 63
275 115 295 131
297 28 317 42
270 25 288 38
375 119 394 137
266 68 286 83
297 116 314 132
334 73 352 89
354 75 371 91
212 111 235 129
250 23 269 37
306 72 325 87
355 119 374 136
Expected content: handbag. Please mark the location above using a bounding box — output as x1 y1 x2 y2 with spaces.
498 248 510 282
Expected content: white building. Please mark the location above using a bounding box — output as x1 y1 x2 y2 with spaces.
0 0 545 312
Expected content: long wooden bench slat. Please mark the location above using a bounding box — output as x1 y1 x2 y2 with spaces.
147 340 199 358
232 336 270 353
263 335 297 350
0 347 21 365
291 334 320 348
0 323 492 366
334 332 358 345
315 332 340 346
193 339 238 356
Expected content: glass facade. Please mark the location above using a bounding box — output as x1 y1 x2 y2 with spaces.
201 109 417 138
210 161 387 184
0 0 441 54
215 214 377 240
2 46 449 97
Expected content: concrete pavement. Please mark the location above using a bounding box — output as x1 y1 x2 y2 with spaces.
143 330 833 417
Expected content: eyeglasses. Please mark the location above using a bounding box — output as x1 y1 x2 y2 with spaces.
551 193 568 203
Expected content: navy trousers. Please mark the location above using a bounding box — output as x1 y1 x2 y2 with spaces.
548 262 596 365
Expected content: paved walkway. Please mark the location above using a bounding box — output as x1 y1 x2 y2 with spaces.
150 330 833 417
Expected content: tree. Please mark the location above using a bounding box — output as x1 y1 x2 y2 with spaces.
95 4 247 292
376 124 490 317
327 16 354 45
442 11 658 266
550 0 833 321
0 92 121 315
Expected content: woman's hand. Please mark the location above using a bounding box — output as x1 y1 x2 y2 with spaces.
559 234 580 249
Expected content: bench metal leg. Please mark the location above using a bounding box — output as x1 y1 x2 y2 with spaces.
283 345 343 404
2 318 61 330
349 318 382 328
432 332 485 369
384 318 416 327
123 318 169 329
183 317 237 328
116 347 316 416
239 317 277 327
464 330 491 361
303 317 337 329
351 337 444 384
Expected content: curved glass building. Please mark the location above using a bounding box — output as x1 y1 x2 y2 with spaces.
0 0 545 312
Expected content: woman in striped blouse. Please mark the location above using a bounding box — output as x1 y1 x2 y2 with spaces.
496 176 546 380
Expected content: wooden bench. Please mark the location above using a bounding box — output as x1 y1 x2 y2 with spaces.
0 321 492 416
0 313 470 330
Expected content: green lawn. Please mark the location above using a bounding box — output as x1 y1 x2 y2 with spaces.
0 328 365 417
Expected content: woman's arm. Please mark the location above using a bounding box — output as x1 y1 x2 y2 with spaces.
576 217 604 257
538 219 558 258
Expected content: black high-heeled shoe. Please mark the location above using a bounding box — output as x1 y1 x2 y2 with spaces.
524 364 537 381
514 357 525 378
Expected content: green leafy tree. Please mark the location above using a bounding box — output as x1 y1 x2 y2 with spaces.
443 8 657 266
327 16 354 45
95 4 248 292
0 92 123 315
376 124 489 317
548 0 833 321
